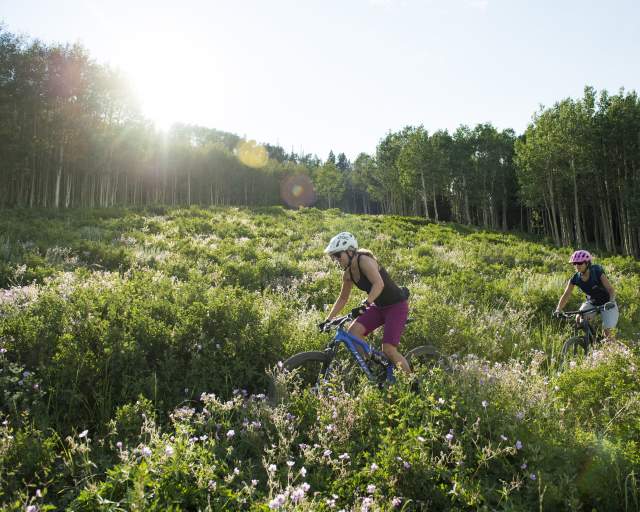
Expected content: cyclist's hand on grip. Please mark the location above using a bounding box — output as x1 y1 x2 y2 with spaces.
318 320 330 332
552 309 562 319
351 305 366 318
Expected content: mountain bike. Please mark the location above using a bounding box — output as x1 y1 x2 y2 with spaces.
556 302 616 364
267 312 446 403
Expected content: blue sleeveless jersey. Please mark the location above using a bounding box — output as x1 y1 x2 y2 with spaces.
570 264 610 305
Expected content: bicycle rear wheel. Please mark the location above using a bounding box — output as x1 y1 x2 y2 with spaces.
406 345 448 372
267 351 331 404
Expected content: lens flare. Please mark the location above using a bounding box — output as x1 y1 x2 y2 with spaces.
280 174 316 208
236 140 268 168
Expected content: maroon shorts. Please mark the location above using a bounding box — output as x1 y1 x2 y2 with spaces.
355 300 409 347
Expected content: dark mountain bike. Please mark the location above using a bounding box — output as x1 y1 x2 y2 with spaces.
556 302 616 364
267 312 446 403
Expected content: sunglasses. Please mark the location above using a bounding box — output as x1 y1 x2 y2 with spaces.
572 262 586 266
331 252 343 261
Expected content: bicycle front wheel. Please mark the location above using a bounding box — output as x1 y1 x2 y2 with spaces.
406 345 448 372
268 351 331 404
560 336 589 365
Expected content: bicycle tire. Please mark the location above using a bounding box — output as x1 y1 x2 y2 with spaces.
560 336 589 365
405 345 448 371
267 351 331 404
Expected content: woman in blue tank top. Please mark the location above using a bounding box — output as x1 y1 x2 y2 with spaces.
321 232 411 373
554 250 619 341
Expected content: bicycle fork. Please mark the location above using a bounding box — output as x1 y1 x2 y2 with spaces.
578 318 595 348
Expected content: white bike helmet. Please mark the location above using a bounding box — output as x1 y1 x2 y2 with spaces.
324 232 358 254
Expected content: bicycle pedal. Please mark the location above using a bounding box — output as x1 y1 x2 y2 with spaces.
371 352 390 367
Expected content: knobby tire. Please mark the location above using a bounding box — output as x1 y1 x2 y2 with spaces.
268 351 330 404
405 345 447 371
561 336 589 365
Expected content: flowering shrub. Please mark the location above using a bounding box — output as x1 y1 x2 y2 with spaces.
0 339 45 424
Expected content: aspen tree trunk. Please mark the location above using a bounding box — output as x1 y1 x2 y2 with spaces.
621 197 631 255
172 175 176 205
602 200 614 252
546 175 560 245
54 142 64 208
112 174 118 206
502 180 508 231
65 173 72 207
570 158 582 246
462 176 471 224
419 170 430 220
42 169 48 208
432 183 439 221
619 154 633 255
599 173 615 251
481 169 488 228
187 170 191 205
616 181 628 254
543 195 554 243
29 171 36 207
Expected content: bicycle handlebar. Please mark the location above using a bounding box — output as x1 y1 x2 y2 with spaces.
318 313 355 332
556 302 616 319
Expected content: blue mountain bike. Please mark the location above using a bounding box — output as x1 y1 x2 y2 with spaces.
268 312 445 403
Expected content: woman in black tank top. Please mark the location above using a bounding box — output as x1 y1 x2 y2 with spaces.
322 232 411 373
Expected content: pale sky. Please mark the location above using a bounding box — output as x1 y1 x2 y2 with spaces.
2 0 639 160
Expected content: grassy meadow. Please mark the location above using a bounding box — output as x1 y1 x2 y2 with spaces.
1 206 640 511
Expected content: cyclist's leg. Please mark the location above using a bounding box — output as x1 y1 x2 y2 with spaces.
578 301 596 331
601 303 620 342
348 321 368 339
382 344 411 373
349 306 383 358
380 301 410 373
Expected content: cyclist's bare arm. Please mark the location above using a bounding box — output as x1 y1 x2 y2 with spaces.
600 274 616 302
326 274 353 320
556 280 575 311
358 254 384 304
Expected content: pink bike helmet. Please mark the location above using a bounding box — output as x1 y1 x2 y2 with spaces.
569 250 592 264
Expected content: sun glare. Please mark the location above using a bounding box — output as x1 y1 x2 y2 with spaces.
119 37 218 131
236 140 268 168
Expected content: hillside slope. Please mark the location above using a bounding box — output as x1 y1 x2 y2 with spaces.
1 206 639 510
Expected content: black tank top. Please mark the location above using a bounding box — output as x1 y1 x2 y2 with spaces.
349 253 407 307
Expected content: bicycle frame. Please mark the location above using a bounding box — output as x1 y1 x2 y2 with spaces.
572 313 596 347
559 303 614 350
322 317 396 384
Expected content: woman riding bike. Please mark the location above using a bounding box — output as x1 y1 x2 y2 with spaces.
321 232 411 373
554 250 619 342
